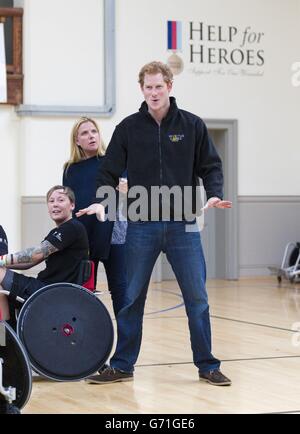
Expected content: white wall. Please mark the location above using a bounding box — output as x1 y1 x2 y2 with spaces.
1 0 300 251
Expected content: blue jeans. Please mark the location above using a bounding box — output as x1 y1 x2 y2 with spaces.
110 221 220 374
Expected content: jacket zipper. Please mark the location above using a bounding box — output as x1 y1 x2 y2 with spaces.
158 125 163 186
158 124 163 219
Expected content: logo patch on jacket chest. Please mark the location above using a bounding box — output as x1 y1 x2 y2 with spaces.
168 134 184 143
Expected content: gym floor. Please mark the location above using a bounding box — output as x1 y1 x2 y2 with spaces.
23 277 300 414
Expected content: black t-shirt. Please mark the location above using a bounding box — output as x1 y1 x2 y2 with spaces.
0 225 8 255
37 219 89 284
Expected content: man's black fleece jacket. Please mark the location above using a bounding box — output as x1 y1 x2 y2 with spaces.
96 97 224 221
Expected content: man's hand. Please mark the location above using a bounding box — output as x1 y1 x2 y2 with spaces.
76 203 105 221
202 197 232 211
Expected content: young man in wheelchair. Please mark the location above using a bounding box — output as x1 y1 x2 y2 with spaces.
0 185 89 322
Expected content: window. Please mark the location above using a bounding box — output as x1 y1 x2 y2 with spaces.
0 4 23 105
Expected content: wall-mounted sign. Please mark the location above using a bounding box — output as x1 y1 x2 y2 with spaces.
167 21 184 75
167 20 265 77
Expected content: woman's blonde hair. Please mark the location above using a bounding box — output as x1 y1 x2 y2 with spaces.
64 117 106 171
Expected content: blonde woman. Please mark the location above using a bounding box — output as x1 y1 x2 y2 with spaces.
63 118 127 315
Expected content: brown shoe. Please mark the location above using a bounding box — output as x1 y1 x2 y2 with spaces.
199 369 231 386
85 366 133 384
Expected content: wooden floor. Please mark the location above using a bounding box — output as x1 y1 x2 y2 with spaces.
23 277 300 414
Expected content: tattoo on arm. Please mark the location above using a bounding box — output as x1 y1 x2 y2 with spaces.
14 241 59 264
14 247 38 264
40 240 59 259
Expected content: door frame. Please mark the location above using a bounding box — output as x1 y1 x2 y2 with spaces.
152 119 238 281
205 119 239 280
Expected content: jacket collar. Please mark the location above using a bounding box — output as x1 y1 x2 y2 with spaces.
139 96 178 122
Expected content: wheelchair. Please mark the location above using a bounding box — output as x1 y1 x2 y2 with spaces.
269 242 300 283
0 321 32 414
0 261 114 414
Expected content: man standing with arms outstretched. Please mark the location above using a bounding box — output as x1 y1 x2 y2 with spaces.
78 61 232 386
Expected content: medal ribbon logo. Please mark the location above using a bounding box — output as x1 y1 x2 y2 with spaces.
167 21 182 51
167 21 184 75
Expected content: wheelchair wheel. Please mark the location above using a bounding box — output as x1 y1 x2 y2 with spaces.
0 321 32 412
288 246 300 267
0 401 21 414
17 283 114 381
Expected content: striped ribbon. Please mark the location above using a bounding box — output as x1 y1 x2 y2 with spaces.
167 21 182 51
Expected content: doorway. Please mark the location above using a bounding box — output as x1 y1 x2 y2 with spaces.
152 119 238 281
